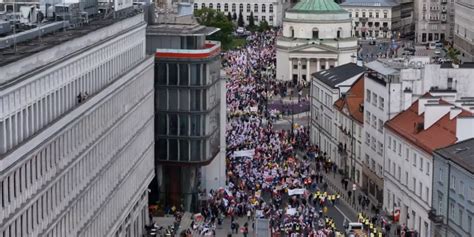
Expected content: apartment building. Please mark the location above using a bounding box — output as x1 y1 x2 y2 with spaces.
333 76 365 187
341 0 401 39
384 95 474 237
414 0 454 43
0 12 154 237
310 63 365 170
193 0 290 27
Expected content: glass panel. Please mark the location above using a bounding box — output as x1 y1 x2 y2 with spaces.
190 140 201 161
179 64 189 85
190 64 201 85
157 89 167 110
157 139 167 160
168 64 178 85
190 90 201 111
179 140 189 161
169 114 178 135
168 139 178 160
179 115 188 136
179 89 189 110
157 63 167 85
156 113 167 135
190 115 201 136
168 89 178 110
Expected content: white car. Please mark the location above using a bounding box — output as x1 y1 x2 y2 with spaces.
236 27 245 34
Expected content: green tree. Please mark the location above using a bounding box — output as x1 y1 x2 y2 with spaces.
232 12 237 21
447 47 461 64
258 20 270 32
227 12 232 22
194 8 234 50
237 12 244 27
248 12 256 31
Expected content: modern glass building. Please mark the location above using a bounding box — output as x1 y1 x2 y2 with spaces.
146 14 226 211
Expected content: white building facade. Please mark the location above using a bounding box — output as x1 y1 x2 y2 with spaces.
310 63 365 171
414 0 453 43
193 0 290 27
276 0 358 82
454 0 474 62
340 0 401 39
0 13 154 237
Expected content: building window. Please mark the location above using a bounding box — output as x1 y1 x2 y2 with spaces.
372 138 376 151
362 11 366 17
232 3 236 12
269 4 273 13
425 187 429 202
247 4 251 12
366 132 370 145
372 115 376 128
366 89 371 102
239 3 243 12
369 11 373 18
254 4 258 12
439 168 444 183
313 28 319 39
388 136 391 149
378 119 383 133
379 97 384 110
355 12 359 17
384 12 387 18
365 154 370 164
372 92 377 106
247 15 250 21
459 208 463 226
366 111 371 124
378 142 383 155
413 177 416 191
450 202 455 219
451 175 456 191
216 3 221 11
420 158 424 172
419 182 423 196
405 171 409 185
269 16 273 22
413 153 417 167
224 3 228 11
427 162 430 175
262 4 266 12
254 15 259 22
201 3 205 8
460 181 465 197
398 166 401 181
209 3 213 9
194 3 197 10
376 12 379 18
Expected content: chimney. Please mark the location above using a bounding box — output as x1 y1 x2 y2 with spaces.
424 103 451 129
403 89 412 110
418 97 439 115
456 116 474 142
450 107 462 120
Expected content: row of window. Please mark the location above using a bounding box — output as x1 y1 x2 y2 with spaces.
365 111 384 133
195 3 274 13
387 135 431 176
366 89 384 111
0 40 145 154
386 158 431 203
1 97 153 237
365 132 384 155
438 193 474 235
347 9 389 19
438 168 474 202
0 74 152 227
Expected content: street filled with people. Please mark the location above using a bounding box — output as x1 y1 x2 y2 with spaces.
186 30 355 237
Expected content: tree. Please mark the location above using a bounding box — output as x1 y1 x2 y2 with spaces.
248 12 256 31
237 12 244 27
258 20 270 32
447 47 461 64
194 8 234 49
227 12 232 22
232 12 237 21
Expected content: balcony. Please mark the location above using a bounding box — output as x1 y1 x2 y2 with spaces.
428 209 444 224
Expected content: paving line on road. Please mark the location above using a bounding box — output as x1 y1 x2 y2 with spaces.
334 205 353 223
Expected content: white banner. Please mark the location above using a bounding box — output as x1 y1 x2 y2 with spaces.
288 188 306 196
286 208 297 215
232 149 255 158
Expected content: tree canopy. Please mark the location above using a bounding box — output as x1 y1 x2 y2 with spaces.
194 8 234 50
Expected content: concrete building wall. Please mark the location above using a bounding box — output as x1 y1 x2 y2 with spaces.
432 153 474 237
342 5 401 38
384 130 432 237
282 20 352 39
0 15 154 237
454 0 474 62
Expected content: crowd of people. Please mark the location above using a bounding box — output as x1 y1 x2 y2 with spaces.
184 30 349 237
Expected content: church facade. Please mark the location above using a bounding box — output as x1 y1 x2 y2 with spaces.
276 0 359 82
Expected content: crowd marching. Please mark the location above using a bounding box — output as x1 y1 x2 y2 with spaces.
180 30 352 237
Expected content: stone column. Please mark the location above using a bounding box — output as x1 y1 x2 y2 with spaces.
297 58 302 81
325 59 329 70
289 59 293 81
316 58 321 72
306 58 311 81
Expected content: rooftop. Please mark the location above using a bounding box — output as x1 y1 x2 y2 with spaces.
340 0 399 7
312 62 366 88
147 23 218 36
440 62 474 69
0 10 141 70
385 95 472 155
435 138 474 173
334 75 364 124
288 0 346 13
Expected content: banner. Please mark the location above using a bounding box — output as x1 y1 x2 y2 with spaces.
232 149 255 158
288 188 306 196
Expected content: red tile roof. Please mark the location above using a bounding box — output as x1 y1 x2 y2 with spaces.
333 75 364 124
385 98 472 155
